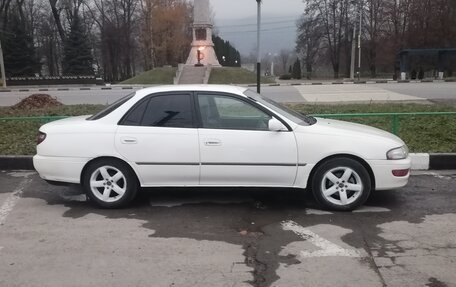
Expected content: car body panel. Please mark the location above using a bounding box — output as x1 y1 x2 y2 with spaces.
33 85 411 194
115 126 200 186
367 158 411 190
198 128 298 186
33 155 88 183
294 118 406 164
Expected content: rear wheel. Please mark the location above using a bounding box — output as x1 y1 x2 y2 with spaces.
311 157 371 211
82 159 137 208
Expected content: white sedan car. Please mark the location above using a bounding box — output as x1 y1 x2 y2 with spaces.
34 85 411 210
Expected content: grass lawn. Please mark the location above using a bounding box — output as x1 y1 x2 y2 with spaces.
120 67 177 85
0 105 104 155
208 67 275 84
290 103 456 153
0 103 455 155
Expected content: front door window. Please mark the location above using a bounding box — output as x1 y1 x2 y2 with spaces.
197 94 271 130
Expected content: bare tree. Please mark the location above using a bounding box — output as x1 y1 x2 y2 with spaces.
0 0 13 30
278 49 292 75
139 0 154 70
88 0 140 81
296 15 324 79
48 0 66 42
303 0 352 78
364 0 387 77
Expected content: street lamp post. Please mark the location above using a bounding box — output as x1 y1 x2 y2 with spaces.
256 0 262 94
357 0 362 81
0 39 6 88
350 26 356 80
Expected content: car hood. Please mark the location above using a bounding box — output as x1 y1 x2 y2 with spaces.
299 117 405 145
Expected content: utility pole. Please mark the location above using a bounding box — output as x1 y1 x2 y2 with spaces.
357 0 362 81
350 26 356 80
256 0 261 94
0 39 6 88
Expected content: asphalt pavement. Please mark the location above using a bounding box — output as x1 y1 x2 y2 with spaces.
1 82 456 106
1 170 455 287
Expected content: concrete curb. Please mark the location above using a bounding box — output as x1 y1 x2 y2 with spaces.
0 155 34 170
1 153 455 171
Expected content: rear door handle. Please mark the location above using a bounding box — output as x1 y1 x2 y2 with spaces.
204 139 221 146
121 137 137 144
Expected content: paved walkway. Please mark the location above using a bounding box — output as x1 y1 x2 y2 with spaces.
293 84 423 103
0 82 455 106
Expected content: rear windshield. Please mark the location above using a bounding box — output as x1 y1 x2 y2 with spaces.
87 92 135 120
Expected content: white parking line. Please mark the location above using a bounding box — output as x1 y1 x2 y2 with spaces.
150 195 252 207
7 171 36 178
306 206 390 215
427 172 454 180
305 208 333 215
0 173 33 226
60 194 87 202
281 220 361 258
353 206 391 213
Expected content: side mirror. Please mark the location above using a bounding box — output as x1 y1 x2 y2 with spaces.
268 118 288 132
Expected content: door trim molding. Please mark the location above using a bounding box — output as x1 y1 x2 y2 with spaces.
136 162 306 167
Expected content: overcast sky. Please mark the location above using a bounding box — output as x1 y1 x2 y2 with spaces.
210 0 305 20
208 0 306 55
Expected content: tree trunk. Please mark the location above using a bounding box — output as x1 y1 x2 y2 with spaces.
369 41 377 77
49 0 66 42
333 62 339 79
306 61 312 80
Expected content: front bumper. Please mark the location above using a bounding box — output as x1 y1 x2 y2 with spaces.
367 157 412 190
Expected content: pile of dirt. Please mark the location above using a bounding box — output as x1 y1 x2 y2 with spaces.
13 94 63 110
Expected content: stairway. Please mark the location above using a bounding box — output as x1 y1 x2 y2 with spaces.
178 66 207 84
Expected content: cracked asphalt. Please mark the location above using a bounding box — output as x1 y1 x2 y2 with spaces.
0 170 455 287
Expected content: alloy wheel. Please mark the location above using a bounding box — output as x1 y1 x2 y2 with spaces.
89 165 127 203
320 167 363 206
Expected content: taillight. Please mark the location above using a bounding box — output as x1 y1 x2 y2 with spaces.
392 169 409 177
37 132 47 145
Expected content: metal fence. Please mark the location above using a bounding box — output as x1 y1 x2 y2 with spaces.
310 112 456 135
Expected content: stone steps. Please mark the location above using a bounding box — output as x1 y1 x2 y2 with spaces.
178 66 207 84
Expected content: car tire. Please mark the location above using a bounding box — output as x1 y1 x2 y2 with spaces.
82 159 138 208
311 157 371 211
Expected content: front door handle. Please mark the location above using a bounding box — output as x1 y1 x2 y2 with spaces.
204 139 221 146
121 137 137 144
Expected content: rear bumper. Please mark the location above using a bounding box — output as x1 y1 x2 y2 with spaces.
33 155 88 184
367 157 412 190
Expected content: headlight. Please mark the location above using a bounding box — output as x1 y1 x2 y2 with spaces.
387 145 409 160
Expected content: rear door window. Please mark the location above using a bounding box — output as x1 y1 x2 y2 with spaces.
120 93 194 128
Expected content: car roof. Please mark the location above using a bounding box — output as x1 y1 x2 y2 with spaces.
134 85 249 96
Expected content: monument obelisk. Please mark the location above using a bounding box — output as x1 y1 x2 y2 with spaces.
185 0 220 66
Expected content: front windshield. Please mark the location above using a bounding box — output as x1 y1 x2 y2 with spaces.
244 89 316 125
87 92 136 120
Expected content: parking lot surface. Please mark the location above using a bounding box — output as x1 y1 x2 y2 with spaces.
1 170 455 287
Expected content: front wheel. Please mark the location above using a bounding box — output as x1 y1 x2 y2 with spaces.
82 159 138 208
311 158 371 211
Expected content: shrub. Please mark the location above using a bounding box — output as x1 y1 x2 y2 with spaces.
279 74 292 80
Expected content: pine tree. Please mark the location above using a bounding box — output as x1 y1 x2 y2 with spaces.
3 13 40 77
292 59 302 79
212 35 241 67
63 14 94 75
